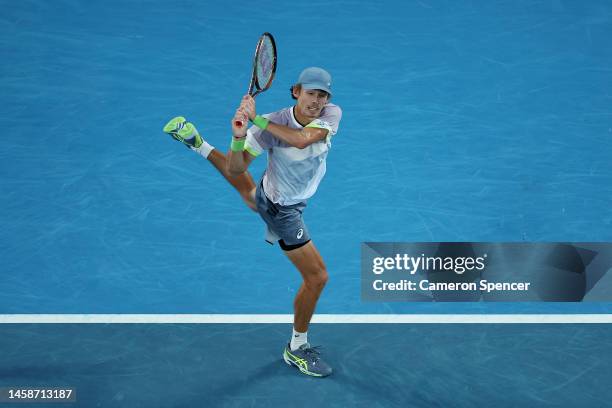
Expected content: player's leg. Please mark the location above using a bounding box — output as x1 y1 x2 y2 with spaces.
163 116 256 211
281 241 332 377
251 184 332 376
206 149 257 211
284 241 328 333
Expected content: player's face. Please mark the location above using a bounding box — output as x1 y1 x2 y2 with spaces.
294 88 329 122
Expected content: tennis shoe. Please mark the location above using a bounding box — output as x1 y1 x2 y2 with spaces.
283 343 332 377
163 116 203 149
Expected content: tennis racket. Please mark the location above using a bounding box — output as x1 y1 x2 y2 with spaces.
235 32 277 127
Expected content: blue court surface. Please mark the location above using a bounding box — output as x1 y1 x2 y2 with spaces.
1 0 612 406
1 323 611 407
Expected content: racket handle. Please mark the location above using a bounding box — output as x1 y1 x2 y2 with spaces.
235 91 258 127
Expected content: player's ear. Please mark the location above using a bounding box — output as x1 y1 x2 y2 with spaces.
292 84 301 99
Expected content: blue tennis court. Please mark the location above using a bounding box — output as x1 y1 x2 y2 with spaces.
1 0 612 406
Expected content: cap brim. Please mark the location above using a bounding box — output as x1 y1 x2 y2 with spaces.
301 83 332 96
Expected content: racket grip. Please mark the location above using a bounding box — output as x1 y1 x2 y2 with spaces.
235 90 256 128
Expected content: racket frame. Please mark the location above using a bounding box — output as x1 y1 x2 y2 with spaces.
235 32 277 128
248 32 277 97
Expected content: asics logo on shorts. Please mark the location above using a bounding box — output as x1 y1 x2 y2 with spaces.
297 229 304 239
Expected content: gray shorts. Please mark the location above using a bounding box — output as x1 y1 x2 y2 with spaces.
255 180 310 250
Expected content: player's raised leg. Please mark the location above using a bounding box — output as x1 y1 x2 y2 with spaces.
207 149 256 211
163 116 257 211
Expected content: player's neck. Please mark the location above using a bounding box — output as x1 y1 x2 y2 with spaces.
292 106 313 127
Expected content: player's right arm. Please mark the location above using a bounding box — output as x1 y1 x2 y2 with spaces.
227 108 256 176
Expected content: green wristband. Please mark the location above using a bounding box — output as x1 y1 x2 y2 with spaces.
252 115 269 130
230 137 245 152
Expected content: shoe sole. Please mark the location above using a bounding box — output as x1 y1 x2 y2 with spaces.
164 120 203 149
163 116 186 133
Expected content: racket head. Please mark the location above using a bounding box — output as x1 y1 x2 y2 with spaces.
252 32 277 96
237 33 277 127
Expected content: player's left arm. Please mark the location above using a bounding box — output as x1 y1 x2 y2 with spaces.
264 122 328 149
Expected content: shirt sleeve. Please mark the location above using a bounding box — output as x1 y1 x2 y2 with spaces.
245 113 275 157
305 104 342 138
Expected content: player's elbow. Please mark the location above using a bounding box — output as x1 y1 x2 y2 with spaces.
293 139 311 149
227 162 246 176
228 168 245 177
294 129 327 149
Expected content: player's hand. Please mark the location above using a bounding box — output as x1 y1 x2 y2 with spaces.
232 108 248 138
240 95 256 121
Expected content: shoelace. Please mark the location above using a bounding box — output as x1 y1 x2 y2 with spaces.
302 346 323 362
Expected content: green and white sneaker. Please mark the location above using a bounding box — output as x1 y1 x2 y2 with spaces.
283 343 332 377
163 116 203 149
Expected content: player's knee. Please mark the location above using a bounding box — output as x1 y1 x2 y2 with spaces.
319 270 329 288
241 193 257 212
245 199 257 212
305 268 328 292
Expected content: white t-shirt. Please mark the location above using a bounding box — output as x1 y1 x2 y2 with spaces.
245 103 342 205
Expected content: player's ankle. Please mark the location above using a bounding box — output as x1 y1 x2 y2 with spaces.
290 328 308 351
193 141 214 159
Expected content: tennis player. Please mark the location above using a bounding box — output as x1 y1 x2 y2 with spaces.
163 67 341 377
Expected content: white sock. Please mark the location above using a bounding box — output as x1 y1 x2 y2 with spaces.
192 141 214 159
290 328 308 351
